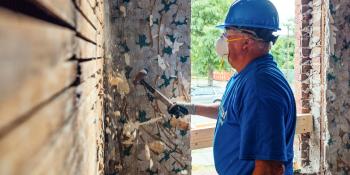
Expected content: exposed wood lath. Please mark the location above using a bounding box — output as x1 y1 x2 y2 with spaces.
0 0 106 174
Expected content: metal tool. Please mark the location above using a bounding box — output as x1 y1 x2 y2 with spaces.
133 69 188 118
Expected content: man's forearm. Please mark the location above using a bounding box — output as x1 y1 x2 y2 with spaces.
171 102 219 119
193 103 220 119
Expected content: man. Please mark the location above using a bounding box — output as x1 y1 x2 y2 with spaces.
168 0 296 174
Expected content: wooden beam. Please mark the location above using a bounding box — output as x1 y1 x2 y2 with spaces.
191 113 314 150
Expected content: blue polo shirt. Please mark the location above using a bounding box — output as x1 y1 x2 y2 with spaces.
213 54 296 175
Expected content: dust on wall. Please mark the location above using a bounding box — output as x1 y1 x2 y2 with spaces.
103 0 191 174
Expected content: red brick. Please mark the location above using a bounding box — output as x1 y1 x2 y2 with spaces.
302 66 312 74
301 0 311 4
302 83 310 90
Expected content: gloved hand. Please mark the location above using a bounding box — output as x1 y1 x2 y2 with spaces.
167 102 196 118
167 103 189 118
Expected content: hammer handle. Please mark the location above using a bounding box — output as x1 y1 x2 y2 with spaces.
140 79 174 108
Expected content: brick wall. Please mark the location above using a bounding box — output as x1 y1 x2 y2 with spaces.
294 0 322 173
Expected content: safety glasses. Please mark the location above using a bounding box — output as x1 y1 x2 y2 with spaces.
224 27 263 41
222 33 245 42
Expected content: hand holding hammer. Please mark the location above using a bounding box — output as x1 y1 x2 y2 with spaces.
133 69 189 118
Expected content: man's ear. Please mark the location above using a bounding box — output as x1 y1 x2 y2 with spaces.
241 39 251 53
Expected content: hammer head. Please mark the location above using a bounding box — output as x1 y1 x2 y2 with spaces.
133 69 148 85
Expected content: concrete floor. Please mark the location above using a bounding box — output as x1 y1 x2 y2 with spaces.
191 79 225 175
191 147 217 175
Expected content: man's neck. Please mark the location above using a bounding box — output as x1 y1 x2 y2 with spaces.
232 52 268 72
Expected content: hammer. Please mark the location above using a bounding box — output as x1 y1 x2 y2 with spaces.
133 69 188 118
133 69 174 108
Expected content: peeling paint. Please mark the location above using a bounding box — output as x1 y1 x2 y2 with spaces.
157 55 167 70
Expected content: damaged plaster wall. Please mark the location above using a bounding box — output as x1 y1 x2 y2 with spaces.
294 0 323 173
306 0 323 173
295 0 350 174
324 0 350 173
103 0 191 174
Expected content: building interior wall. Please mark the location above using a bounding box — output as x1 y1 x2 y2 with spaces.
103 0 191 174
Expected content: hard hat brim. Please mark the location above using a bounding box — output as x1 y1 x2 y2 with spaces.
216 24 281 31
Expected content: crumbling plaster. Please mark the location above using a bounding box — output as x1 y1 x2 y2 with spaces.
103 0 191 174
324 0 350 174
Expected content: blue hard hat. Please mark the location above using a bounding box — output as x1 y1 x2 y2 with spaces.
217 0 280 31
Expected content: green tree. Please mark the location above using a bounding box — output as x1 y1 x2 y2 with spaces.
191 0 232 86
271 18 295 69
271 36 295 69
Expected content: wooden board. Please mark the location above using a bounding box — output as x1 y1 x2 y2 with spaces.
27 89 103 175
73 0 98 29
0 8 77 132
77 58 103 106
96 28 104 58
75 37 97 59
26 116 84 175
76 8 97 43
94 0 104 25
190 125 215 150
191 114 314 150
87 0 97 9
10 59 105 175
295 113 313 134
0 88 75 175
75 80 103 174
79 58 103 82
33 0 76 27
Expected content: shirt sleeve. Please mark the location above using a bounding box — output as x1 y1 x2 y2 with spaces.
239 95 287 162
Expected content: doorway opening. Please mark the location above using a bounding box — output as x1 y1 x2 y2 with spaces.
190 0 298 174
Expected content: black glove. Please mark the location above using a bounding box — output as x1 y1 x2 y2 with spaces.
167 103 189 118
